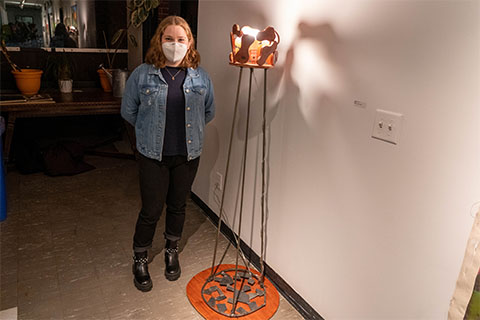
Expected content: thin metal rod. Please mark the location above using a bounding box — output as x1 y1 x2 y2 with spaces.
213 221 253 277
260 69 267 283
231 67 254 315
209 67 243 277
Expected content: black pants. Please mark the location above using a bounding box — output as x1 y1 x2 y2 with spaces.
133 154 200 252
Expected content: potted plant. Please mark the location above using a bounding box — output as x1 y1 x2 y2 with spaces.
1 40 43 96
45 50 74 93
56 53 73 93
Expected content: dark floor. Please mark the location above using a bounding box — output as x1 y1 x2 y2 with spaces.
0 155 303 319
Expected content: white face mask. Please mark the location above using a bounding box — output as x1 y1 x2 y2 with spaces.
162 42 188 64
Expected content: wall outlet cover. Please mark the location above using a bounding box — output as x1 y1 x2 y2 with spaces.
372 109 403 145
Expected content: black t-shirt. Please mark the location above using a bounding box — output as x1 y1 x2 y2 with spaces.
160 66 187 156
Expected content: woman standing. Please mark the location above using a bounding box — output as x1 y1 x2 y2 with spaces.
121 16 215 292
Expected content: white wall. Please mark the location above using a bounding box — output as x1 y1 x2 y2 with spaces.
193 0 480 318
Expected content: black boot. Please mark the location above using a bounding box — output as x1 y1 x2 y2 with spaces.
132 251 152 292
165 240 181 281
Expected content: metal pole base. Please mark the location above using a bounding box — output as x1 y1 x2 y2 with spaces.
187 264 279 319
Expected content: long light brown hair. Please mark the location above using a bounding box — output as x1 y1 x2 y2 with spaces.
145 16 200 69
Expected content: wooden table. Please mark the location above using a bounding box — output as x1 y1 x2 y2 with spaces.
0 89 131 162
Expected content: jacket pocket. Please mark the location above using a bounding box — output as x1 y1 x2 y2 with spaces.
192 86 206 95
190 85 206 107
140 86 159 106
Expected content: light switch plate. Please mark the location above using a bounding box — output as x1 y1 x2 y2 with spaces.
372 109 403 145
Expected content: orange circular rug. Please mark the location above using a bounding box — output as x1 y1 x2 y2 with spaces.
187 264 279 319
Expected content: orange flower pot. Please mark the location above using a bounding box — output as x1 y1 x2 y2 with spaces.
11 69 43 96
97 69 113 92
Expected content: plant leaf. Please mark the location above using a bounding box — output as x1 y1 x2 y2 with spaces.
133 0 144 8
143 0 152 11
111 29 126 45
138 6 149 24
131 10 142 28
150 0 159 9
131 5 150 28
128 34 138 48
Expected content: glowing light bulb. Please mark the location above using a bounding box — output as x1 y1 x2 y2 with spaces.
241 26 260 39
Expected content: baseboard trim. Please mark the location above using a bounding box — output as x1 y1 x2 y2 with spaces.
191 192 324 320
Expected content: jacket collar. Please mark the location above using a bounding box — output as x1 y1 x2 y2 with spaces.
147 64 199 78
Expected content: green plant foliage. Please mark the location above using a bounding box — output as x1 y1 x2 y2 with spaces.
45 51 74 81
128 34 138 48
111 29 126 46
109 0 159 53
130 0 159 28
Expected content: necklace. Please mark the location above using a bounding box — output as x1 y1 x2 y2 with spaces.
164 67 183 80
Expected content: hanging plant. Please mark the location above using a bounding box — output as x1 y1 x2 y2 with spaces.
110 0 160 50
131 0 160 27
129 0 160 28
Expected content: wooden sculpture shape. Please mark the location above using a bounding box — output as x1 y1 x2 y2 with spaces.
229 24 279 68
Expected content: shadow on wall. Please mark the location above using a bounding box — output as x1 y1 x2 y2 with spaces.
273 20 348 133
262 20 345 257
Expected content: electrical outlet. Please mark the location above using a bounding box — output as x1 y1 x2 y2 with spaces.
372 109 403 145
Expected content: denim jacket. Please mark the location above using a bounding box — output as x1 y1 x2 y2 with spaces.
121 63 215 161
